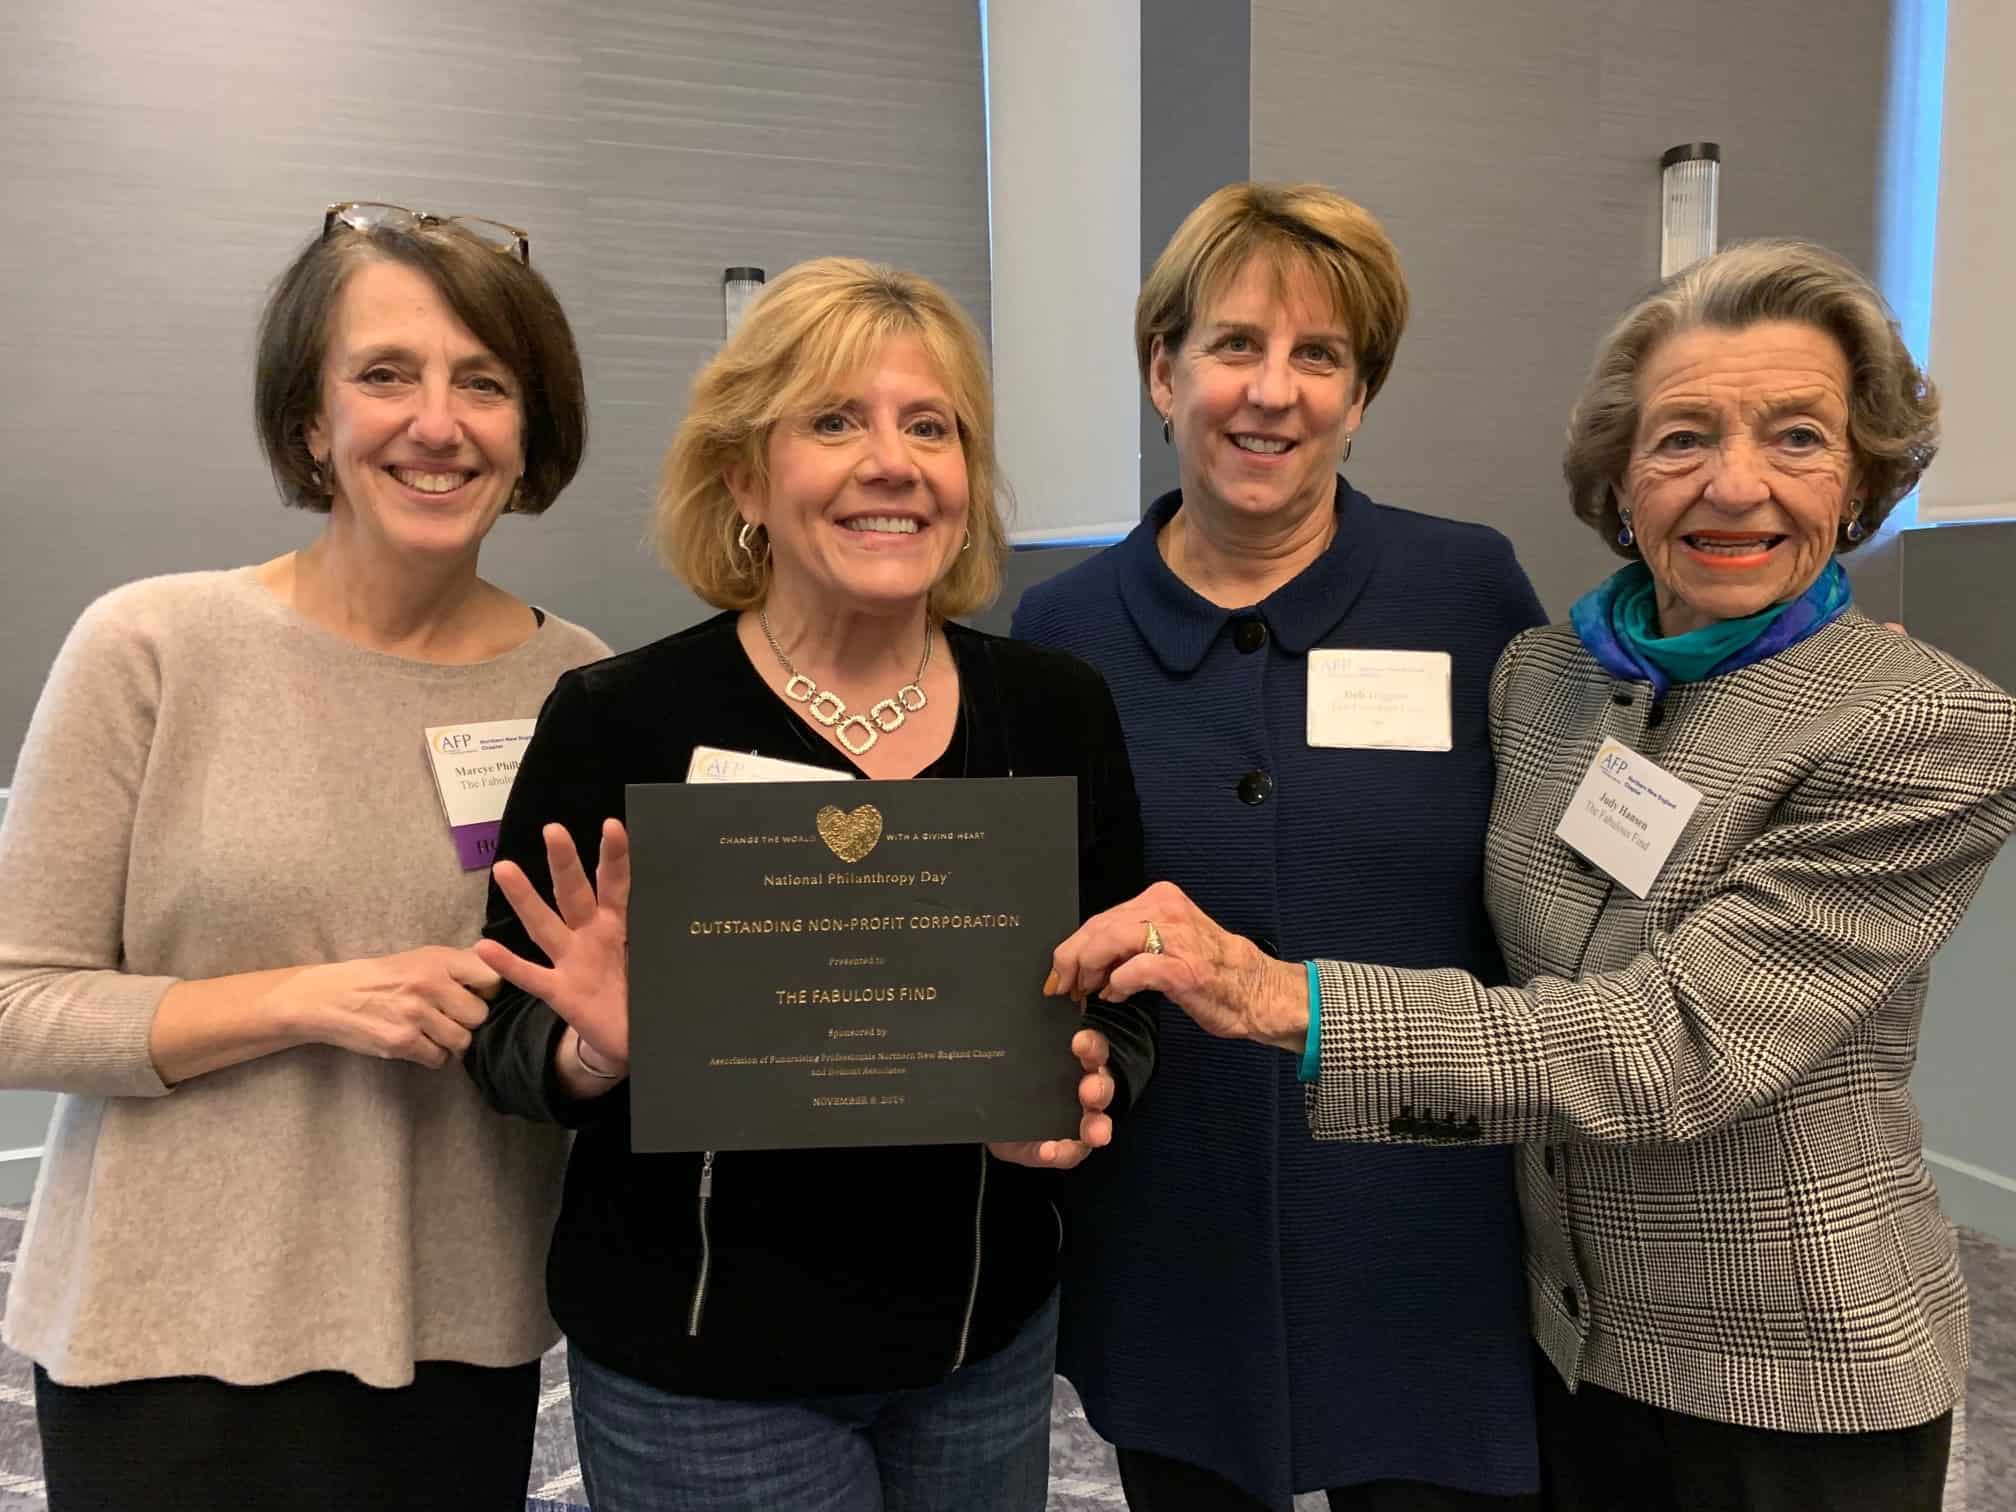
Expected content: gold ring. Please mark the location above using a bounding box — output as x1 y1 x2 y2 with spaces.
1143 921 1165 955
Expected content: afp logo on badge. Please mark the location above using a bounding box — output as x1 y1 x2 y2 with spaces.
439 732 474 752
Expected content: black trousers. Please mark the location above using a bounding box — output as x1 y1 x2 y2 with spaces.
1116 1447 1540 1512
1534 1350 1953 1512
34 1357 540 1512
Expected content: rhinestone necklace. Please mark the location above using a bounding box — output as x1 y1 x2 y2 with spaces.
758 609 931 757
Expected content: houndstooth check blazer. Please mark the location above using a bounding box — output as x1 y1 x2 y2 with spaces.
1303 609 2016 1435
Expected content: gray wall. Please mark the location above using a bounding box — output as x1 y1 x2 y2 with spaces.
0 1094 52 1206
0 0 989 1192
0 785 53 1202
1139 1 1251 506
1248 0 1890 619
1900 522 2016 1242
0 0 990 780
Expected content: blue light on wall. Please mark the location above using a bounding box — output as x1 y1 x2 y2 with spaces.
1011 533 1126 552
1878 0 1947 533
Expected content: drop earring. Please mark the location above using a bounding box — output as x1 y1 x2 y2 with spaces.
1617 509 1635 549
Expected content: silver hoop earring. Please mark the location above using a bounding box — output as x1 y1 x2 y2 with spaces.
1161 414 1171 445
1341 433 1354 465
1843 500 1866 543
734 519 769 567
961 528 972 553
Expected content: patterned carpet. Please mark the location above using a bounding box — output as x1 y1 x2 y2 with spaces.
0 1204 2006 1510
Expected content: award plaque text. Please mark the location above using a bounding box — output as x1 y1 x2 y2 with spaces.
624 776 1082 1151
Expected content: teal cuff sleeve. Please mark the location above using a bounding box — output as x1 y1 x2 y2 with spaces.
1297 960 1321 1083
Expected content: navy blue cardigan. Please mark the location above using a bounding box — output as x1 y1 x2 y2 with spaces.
1014 479 1546 1504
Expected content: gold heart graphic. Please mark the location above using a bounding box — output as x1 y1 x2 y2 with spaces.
816 803 884 864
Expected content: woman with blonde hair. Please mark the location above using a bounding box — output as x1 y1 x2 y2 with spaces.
465 256 1155 1511
1015 182 1546 1510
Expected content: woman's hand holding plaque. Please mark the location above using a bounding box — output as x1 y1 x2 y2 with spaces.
478 819 634 1088
986 1026 1115 1169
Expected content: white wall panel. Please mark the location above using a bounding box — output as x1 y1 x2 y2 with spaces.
983 0 1141 542
1919 0 2016 524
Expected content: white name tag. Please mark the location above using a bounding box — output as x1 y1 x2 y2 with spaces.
1554 737 1705 897
425 719 538 869
1307 650 1453 751
685 744 853 784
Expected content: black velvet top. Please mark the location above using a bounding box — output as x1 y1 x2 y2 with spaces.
466 610 1153 1397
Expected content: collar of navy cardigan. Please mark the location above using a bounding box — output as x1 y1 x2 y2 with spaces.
1114 474 1386 674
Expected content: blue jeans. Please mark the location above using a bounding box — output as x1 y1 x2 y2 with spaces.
567 1290 1058 1511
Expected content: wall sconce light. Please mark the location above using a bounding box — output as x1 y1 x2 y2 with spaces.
1660 144 1721 278
723 266 766 339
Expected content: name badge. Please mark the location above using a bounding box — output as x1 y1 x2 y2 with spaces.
426 719 537 869
1554 737 1704 897
1307 650 1453 751
685 744 855 784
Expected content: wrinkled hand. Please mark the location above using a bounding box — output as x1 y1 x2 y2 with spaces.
475 819 632 1072
294 945 500 1068
1046 881 1308 1052
988 1028 1115 1170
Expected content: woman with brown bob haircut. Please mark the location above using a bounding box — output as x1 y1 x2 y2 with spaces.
465 255 1155 1511
1014 182 1548 1510
0 203 606 1510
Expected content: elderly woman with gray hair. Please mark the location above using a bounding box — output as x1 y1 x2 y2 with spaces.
1049 239 2016 1512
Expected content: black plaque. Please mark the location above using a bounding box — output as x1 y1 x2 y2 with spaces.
624 777 1082 1152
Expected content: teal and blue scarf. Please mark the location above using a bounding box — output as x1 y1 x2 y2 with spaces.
1569 558 1852 697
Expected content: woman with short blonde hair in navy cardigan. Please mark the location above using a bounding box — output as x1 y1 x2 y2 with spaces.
1015 182 1547 1511
1051 239 2016 1512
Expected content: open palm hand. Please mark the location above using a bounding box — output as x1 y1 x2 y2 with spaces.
475 818 632 1069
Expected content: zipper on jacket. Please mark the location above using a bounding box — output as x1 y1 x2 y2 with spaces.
950 1147 988 1370
686 1150 716 1337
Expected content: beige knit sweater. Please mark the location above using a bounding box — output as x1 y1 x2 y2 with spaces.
0 568 608 1387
